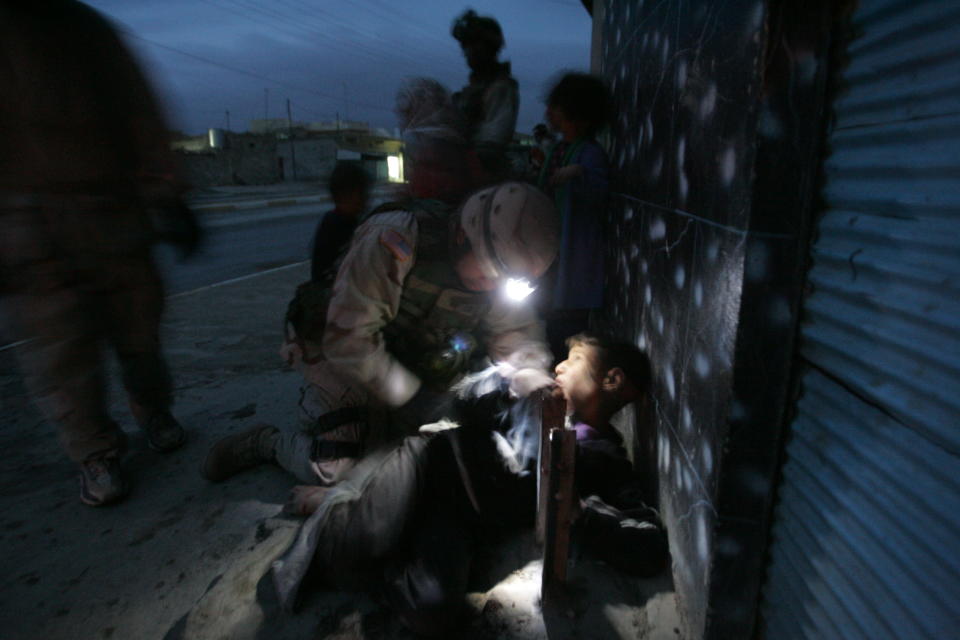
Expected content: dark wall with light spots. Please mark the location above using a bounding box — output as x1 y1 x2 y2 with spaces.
597 0 831 637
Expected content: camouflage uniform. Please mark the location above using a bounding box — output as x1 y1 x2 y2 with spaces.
0 2 182 464
452 64 519 179
276 200 548 484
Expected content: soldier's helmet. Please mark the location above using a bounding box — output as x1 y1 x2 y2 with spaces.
451 9 505 53
459 182 559 282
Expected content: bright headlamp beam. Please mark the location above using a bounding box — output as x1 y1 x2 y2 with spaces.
504 278 535 301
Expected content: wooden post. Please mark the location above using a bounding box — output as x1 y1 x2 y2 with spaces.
536 390 566 543
542 428 576 589
536 390 576 592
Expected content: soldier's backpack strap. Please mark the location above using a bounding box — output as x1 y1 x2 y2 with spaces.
367 197 453 257
311 406 364 435
306 407 366 460
311 439 362 461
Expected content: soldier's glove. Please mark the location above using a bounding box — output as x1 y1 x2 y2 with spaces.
395 386 455 434
508 367 556 398
153 198 204 259
418 419 460 436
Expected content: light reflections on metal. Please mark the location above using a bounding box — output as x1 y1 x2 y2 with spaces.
764 372 960 638
762 0 960 637
806 105 960 451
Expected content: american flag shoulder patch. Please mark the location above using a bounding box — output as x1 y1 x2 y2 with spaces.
379 230 412 262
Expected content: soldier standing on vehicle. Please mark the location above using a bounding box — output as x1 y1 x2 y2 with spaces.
450 9 520 182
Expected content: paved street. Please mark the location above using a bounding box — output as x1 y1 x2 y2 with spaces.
0 185 678 639
157 211 318 296
158 183 394 296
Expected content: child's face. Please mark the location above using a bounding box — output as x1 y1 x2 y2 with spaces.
545 105 584 141
334 190 368 218
554 344 602 416
545 104 566 133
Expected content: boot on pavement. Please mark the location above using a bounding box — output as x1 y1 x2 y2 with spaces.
79 456 128 506
202 423 279 482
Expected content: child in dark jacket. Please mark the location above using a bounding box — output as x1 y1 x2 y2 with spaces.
310 161 371 282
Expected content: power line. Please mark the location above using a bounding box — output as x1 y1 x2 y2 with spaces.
356 0 457 45
197 0 395 85
121 30 393 113
202 0 389 71
205 0 459 79
272 0 463 76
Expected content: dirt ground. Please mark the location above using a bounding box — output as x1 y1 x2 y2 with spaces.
0 262 680 639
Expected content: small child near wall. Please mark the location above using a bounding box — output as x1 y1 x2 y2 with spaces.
537 72 612 359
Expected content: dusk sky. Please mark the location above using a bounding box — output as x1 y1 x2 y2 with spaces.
83 0 593 136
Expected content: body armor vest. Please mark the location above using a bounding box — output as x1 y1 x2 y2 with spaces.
378 200 491 388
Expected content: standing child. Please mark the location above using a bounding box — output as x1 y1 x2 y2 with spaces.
537 73 611 358
202 161 372 489
311 161 372 282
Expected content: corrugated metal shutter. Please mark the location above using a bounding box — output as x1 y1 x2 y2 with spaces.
761 0 960 638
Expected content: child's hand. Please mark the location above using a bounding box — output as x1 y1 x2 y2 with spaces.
550 164 584 185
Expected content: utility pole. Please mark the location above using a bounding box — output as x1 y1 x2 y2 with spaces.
225 109 230 131
286 98 297 181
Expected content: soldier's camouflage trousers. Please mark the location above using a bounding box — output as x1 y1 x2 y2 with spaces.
0 200 171 462
273 358 379 485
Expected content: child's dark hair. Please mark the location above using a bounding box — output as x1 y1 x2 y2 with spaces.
328 161 372 200
545 72 611 135
566 331 651 393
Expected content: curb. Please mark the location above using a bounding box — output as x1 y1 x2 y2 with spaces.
189 184 395 213
191 194 328 213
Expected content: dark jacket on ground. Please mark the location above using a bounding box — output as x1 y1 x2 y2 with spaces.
272 387 667 630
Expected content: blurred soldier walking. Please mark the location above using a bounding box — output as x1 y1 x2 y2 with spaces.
0 1 201 506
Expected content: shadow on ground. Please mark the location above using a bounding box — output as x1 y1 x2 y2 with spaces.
0 263 679 640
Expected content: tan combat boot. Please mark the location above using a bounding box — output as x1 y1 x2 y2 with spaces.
201 423 279 482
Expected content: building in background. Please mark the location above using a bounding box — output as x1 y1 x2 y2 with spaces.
172 120 403 187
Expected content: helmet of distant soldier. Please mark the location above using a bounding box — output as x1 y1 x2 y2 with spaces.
458 181 559 282
451 9 505 53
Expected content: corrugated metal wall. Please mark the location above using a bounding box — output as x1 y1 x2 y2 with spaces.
762 0 960 637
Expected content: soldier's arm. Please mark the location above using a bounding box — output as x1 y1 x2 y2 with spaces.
322 212 422 406
481 297 552 371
